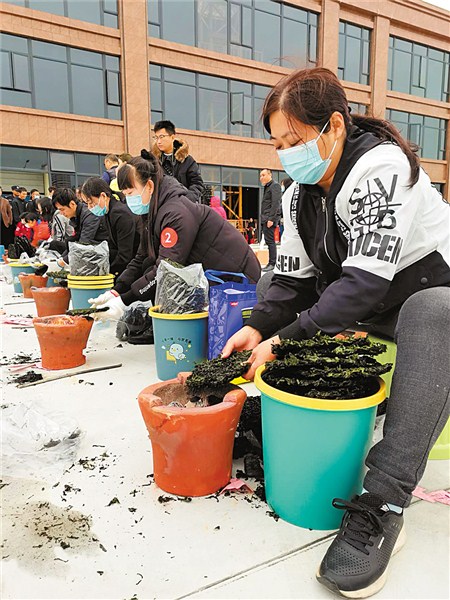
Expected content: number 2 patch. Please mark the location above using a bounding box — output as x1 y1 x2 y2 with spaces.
160 227 178 248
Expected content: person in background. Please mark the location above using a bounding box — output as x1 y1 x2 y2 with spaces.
32 197 53 247
209 196 227 220
24 212 40 245
47 186 56 199
51 188 108 262
89 150 260 319
9 185 20 201
42 196 74 243
152 120 204 203
26 189 41 213
246 217 257 245
118 152 132 168
75 186 83 201
223 67 450 599
11 187 28 226
0 186 14 247
14 213 31 240
102 154 119 185
259 169 281 272
81 177 140 277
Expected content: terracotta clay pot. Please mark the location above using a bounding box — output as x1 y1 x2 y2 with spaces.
138 378 246 497
31 287 71 317
33 315 93 370
19 274 48 298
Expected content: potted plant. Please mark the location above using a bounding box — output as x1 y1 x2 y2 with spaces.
138 351 251 497
254 333 391 530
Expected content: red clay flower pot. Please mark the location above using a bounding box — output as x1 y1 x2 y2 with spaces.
33 315 93 370
138 379 246 497
31 287 71 317
19 274 48 298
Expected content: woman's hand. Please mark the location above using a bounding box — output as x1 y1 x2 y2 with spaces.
244 336 280 381
221 326 263 358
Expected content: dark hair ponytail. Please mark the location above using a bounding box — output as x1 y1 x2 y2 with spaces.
81 177 123 202
262 67 420 187
117 149 163 261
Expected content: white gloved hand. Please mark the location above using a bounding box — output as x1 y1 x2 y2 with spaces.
89 290 116 307
95 295 126 321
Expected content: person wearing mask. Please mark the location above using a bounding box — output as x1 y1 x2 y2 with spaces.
151 120 204 203
223 67 450 599
102 154 119 185
81 178 140 277
209 196 227 220
0 186 14 247
259 169 281 272
11 187 28 226
51 188 108 262
89 150 260 319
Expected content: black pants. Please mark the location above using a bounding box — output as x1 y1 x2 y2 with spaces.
263 223 277 266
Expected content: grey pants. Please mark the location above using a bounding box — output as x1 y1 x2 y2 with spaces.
365 287 450 507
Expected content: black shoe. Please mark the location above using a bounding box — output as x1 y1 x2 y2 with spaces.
261 264 274 272
317 493 405 598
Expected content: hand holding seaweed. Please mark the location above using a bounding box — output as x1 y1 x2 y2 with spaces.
185 350 252 396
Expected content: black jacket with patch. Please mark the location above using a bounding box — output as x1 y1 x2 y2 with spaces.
114 176 261 305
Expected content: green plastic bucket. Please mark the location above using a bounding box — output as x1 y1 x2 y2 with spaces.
255 366 386 530
149 306 208 381
68 274 113 309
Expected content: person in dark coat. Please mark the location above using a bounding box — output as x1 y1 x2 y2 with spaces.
89 150 260 320
151 120 204 203
51 188 108 262
11 187 28 226
101 154 119 185
259 169 281 271
0 187 14 247
81 177 140 277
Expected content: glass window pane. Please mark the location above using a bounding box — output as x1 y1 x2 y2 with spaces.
103 13 118 28
50 152 75 172
230 3 241 45
392 51 412 93
28 0 65 16
199 88 227 133
68 0 101 25
198 73 227 91
104 0 118 15
1 52 12 88
151 110 163 123
161 0 195 46
284 5 308 23
33 57 69 112
222 166 258 186
72 65 105 117
343 36 361 83
427 58 445 102
254 10 281 64
198 0 227 54
150 78 162 110
395 38 412 53
230 80 251 94
283 19 308 68
32 40 66 61
0 145 48 170
106 70 120 106
165 82 196 130
0 89 32 107
422 124 440 159
164 67 195 85
70 48 102 68
200 164 221 183
242 6 252 46
0 33 28 54
107 104 121 120
12 53 30 90
148 0 160 24
257 1 280 15
150 64 161 80
105 55 119 70
230 44 252 60
76 153 100 174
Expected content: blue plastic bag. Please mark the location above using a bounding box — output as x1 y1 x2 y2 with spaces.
205 270 257 360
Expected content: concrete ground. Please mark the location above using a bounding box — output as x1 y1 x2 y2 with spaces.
1 280 449 600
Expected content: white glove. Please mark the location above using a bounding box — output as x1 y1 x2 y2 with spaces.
95 295 126 321
89 290 116 307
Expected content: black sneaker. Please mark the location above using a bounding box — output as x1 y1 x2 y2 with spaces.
317 493 406 598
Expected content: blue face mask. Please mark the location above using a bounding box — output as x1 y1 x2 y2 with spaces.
90 203 107 217
126 188 150 215
277 121 337 185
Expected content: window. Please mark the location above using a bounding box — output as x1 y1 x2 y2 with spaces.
387 109 447 160
150 64 271 139
432 183 444 195
17 0 118 27
339 21 371 85
348 102 369 115
388 36 449 102
0 33 121 119
148 0 318 68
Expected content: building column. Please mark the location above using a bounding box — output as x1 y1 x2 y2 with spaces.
371 15 390 119
120 0 151 154
319 0 340 73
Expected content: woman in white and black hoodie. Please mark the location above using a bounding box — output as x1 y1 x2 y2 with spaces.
223 68 450 600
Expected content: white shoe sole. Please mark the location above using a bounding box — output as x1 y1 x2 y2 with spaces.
317 525 407 599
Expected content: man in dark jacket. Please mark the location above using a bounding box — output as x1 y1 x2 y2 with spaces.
151 120 204 203
11 187 28 226
101 154 119 185
259 169 281 272
51 188 108 262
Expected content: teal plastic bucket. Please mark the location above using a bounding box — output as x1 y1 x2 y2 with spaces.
10 264 36 293
149 306 208 381
69 286 111 310
255 367 385 531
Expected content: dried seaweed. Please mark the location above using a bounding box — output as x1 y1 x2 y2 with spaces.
185 350 252 395
66 307 108 316
262 333 391 399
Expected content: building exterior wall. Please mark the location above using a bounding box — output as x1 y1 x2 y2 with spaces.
0 0 449 194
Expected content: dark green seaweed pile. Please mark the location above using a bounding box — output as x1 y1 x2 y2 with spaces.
185 350 252 396
47 270 68 280
262 333 392 399
157 260 207 314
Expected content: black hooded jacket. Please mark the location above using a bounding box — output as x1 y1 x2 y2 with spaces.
114 176 261 304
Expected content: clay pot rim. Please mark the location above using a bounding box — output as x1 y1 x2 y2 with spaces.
138 379 246 415
33 316 93 328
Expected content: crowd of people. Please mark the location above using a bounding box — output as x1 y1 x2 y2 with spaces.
1 69 449 600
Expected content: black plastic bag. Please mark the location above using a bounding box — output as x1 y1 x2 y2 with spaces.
116 300 154 345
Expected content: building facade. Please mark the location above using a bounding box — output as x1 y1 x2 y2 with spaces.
0 0 449 218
